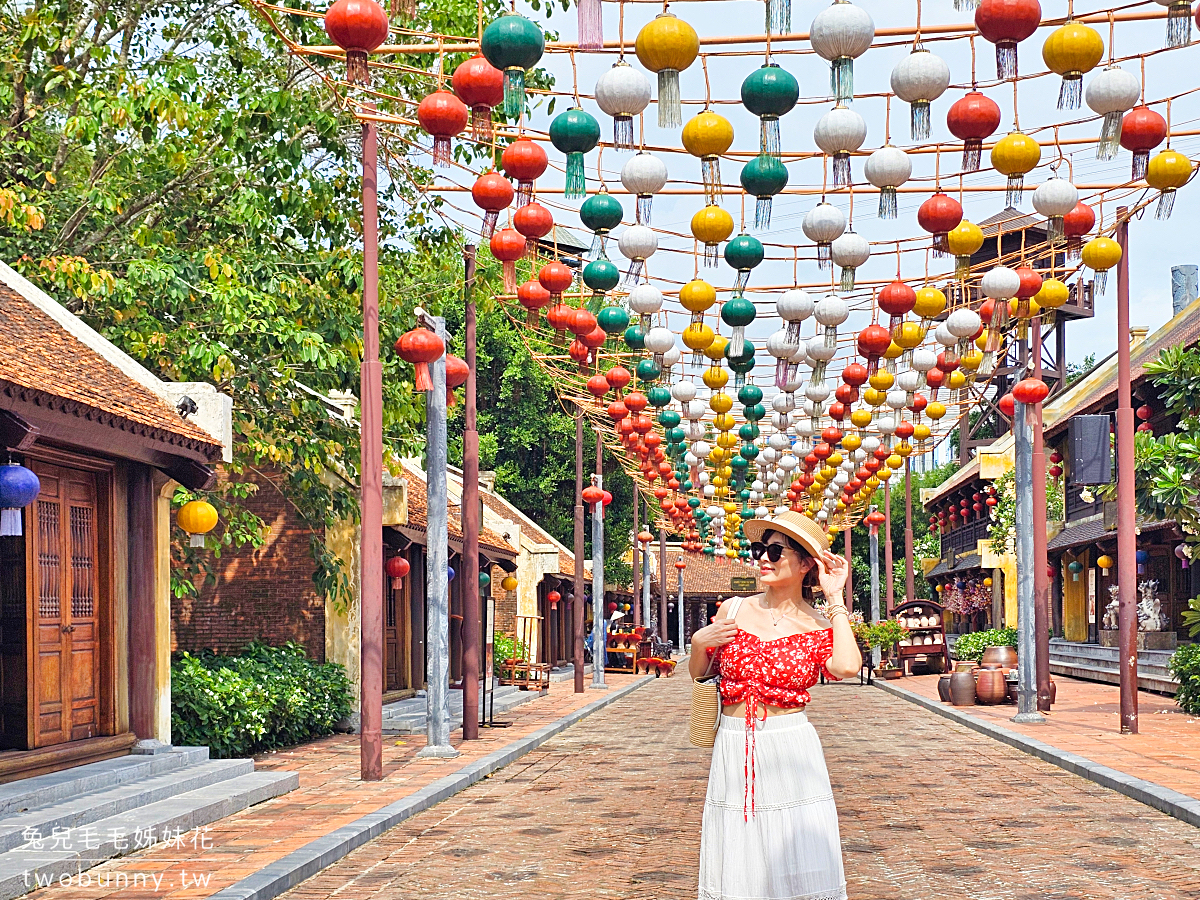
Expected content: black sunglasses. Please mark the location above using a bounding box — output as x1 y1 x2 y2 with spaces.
750 542 794 563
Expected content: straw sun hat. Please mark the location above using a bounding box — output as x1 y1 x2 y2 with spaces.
742 509 832 559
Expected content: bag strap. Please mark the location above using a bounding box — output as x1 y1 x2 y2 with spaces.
724 595 746 620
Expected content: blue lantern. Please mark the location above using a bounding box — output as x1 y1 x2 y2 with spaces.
0 464 40 536
447 565 456 582
1135 549 1149 574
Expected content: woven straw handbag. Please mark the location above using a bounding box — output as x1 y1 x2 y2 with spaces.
688 596 743 748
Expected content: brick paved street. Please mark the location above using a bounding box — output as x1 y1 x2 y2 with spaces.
283 674 1200 900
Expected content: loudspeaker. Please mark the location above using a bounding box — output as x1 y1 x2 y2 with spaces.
1068 415 1112 485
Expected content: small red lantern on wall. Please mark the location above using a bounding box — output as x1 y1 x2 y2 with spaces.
386 555 410 589
547 589 561 609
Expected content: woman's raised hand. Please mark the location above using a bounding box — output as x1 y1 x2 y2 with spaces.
816 550 850 601
691 619 739 653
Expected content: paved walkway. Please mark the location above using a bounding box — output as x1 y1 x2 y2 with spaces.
277 673 1200 900
24 674 639 899
897 672 1200 802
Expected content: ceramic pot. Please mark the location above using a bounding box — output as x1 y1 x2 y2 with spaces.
1007 683 1018 704
954 660 977 673
949 671 977 706
937 674 952 703
975 668 1008 704
981 645 1018 669
1049 679 1056 705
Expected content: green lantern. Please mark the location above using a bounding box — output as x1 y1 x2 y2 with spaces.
636 357 662 383
658 409 682 428
744 402 766 421
724 232 764 296
739 152 789 229
480 14 545 118
688 497 701 509
737 383 764 406
580 189 624 258
721 294 757 352
739 422 760 442
584 259 621 299
726 338 756 387
597 304 630 334
666 426 687 444
624 325 646 350
740 63 799 156
646 385 672 407
549 107 601 199
740 443 760 460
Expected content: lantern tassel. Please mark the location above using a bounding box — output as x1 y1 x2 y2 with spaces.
955 255 972 279
735 371 747 388
625 259 644 284
1132 149 1149 181
1047 216 1064 244
1156 189 1176 220
932 232 950 257
189 532 205 548
565 152 586 199
657 69 682 128
785 321 802 343
481 210 499 238
1058 74 1082 111
775 358 789 388
503 68 526 118
503 260 517 294
0 509 21 536
614 114 634 149
390 0 415 18
515 179 534 207
414 362 433 393
1005 174 1024 207
817 242 831 270
589 231 607 259
1166 0 1192 48
831 58 853 103
840 266 856 291
577 0 603 50
995 42 1017 80
761 117 781 157
962 138 983 172
637 194 653 224
702 157 723 205
704 242 719 266
1097 111 1122 159
692 311 706 327
526 308 540 327
832 152 851 187
470 106 493 142
910 101 930 141
431 136 452 168
692 350 704 366
755 196 773 230
1094 269 1108 295
346 50 369 86
765 0 791 33
734 270 751 293
878 185 898 219
1067 234 1082 260
953 0 978 9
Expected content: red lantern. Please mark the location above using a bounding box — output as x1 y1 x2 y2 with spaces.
546 303 575 340
1120 106 1167 181
865 510 886 528
1050 451 1062 464
947 90 1002 171
323 0 389 86
582 485 604 506
501 138 548 206
895 420 915 441
842 362 869 387
857 324 892 361
395 328 445 392
568 340 589 365
878 280 917 319
517 279 552 325
998 392 1016 417
828 401 847 421
581 325 608 351
538 261 574 300
1136 404 1153 421
416 90 468 167
386 555 410 589
514 201 554 253
675 559 687 571
602 490 613 508
1012 377 1049 406
605 365 632 392
1015 266 1043 299
1048 465 1063 478
607 399 629 421
975 0 1043 80
490 227 526 293
569 307 597 337
452 54 504 141
909 393 928 414
822 426 843 445
547 590 561 609
471 172 514 238
624 391 648 414
925 368 946 389
1063 201 1095 259
445 354 469 406
917 192 963 254
587 374 611 402
986 495 998 507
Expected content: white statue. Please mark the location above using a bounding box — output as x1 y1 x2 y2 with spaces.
1137 580 1169 632
1103 585 1120 630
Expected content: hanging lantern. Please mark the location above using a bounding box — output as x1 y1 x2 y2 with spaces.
395 327 445 392
947 90 1002 172
1034 277 1069 315
1086 65 1141 160
177 499 219 548
1062 201 1094 259
583 258 620 304
1096 554 1114 574
1155 0 1193 48
809 0 875 104
621 151 669 224
417 90 468 168
802 202 846 269
480 14 546 118
680 277 717 327
721 295 757 354
946 220 984 279
682 110 734 205
831 232 870 291
539 261 575 326
517 279 552 325
628 283 664 327
618 224 658 283
549 107 600 200
1136 549 1150 574
864 145 911 219
691 205 735 265
1031 176 1079 243
0 463 40 536
489 227 526 293
975 0 1042 80
645 326 676 369
501 138 547 207
1120 106 1167 181
1146 149 1193 219
917 192 963 256
513 200 553 255
323 0 389 86
683 321 717 365
890 47 951 140
594 61 652 149
445 354 469 406
596 301 630 335
470 172 513 238
1041 21 1104 110
386 555 411 589
814 104 867 187
1081 235 1122 294
635 12 700 128
741 62 799 157
452 54 504 141
739 153 789 229
579 189 624 258
990 131 1041 205
724 232 765 296
1012 376 1050 407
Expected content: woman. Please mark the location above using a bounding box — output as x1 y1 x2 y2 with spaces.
689 510 862 900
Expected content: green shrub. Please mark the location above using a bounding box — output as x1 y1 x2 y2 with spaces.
1168 643 1200 715
171 641 353 758
492 632 529 676
953 627 1019 662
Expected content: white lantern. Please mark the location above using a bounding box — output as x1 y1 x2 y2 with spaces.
802 203 846 268
889 48 951 141
809 0 875 103
1085 65 1140 159
772 392 795 413
911 347 938 373
778 453 799 471
756 505 772 519
768 432 791 451
594 61 652 149
830 231 871 291
627 283 663 319
807 334 837 362
692 440 712 459
814 105 867 187
886 389 908 410
980 265 1021 300
662 345 681 371
934 321 956 347
644 326 674 362
862 435 880 453
685 398 707 420
863 144 911 219
767 328 800 388
896 369 923 393
761 446 779 464
946 307 982 339
778 288 816 342
618 225 658 284
814 294 850 328
1032 176 1079 242
620 151 669 224
672 380 697 403
771 412 791 431
805 381 832 403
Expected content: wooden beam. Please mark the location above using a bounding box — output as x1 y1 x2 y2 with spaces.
0 408 40 451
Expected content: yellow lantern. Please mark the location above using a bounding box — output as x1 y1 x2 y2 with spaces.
935 583 944 593
1041 22 1105 109
725 547 737 559
1096 554 1114 574
975 328 990 351
1035 277 1070 310
868 370 894 391
945 221 984 279
866 475 880 488
827 451 843 468
947 370 967 390
912 286 948 322
835 500 846 511
886 453 903 470
710 391 733 414
895 441 913 457
712 475 726 489
959 349 983 372
983 576 993 588
177 499 218 548
691 205 735 263
635 12 699 128
850 408 873 428
821 465 837 481
501 575 519 592
893 320 925 350
682 322 715 362
713 412 735 431
878 467 892 482
863 387 887 407
703 365 729 391
682 110 735 205
1146 149 1193 219
883 341 904 361
1081 236 1122 293
926 400 947 420
680 278 717 325
716 431 738 449
704 333 729 362
990 132 1041 205
723 500 738 515
841 433 862 452
913 422 932 441
1009 295 1040 318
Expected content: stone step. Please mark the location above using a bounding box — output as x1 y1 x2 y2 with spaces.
1050 639 1176 666
1050 659 1178 696
0 758 254 853
0 769 298 900
0 748 210 820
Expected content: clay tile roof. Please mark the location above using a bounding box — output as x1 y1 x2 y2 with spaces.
400 469 516 557
648 549 761 597
0 283 221 457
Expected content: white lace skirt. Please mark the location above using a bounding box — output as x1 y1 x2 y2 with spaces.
698 712 847 900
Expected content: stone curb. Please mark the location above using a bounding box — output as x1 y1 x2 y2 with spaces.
875 680 1200 830
209 675 656 900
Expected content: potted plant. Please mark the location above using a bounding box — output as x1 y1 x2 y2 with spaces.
863 620 910 678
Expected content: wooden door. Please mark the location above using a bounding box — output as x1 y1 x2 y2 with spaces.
27 462 100 748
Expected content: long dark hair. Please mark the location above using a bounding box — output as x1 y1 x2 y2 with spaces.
762 529 822 598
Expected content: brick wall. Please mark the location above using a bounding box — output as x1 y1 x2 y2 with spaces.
172 466 326 660
490 567 517 639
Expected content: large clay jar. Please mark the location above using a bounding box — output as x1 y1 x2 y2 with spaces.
937 674 952 702
1007 682 1018 704
981 645 1018 669
949 670 977 706
975 668 1008 704
1049 679 1057 705
954 660 977 673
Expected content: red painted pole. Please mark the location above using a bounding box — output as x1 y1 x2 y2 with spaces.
359 107 383 781
461 246 480 741
632 485 641 626
884 480 894 614
1115 209 1138 734
904 459 915 607
1032 318 1052 712
573 406 586 693
844 527 853 609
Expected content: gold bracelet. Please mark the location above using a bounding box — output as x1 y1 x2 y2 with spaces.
825 605 850 619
